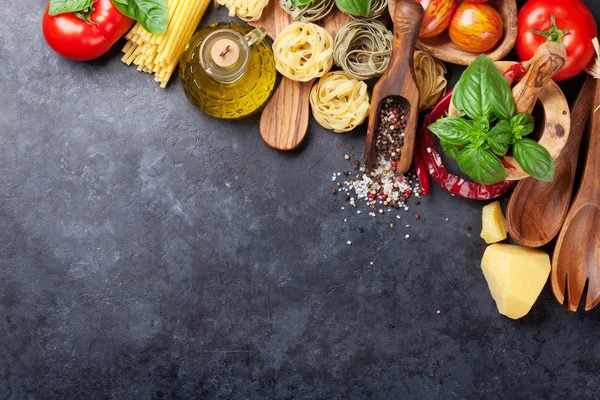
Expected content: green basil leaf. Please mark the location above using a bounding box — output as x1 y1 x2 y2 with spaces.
440 140 461 160
486 120 512 155
112 0 168 34
49 0 93 15
335 0 371 17
511 113 535 140
428 117 474 146
487 62 515 120
291 0 313 5
513 138 555 182
452 54 493 121
456 147 506 184
486 140 508 156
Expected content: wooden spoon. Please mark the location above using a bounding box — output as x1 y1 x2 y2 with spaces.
249 2 351 151
506 75 595 248
551 78 600 312
364 0 423 174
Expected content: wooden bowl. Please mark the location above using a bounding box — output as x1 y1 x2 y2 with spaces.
388 0 517 66
448 62 571 181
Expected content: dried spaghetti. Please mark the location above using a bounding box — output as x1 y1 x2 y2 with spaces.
121 0 211 88
273 22 334 82
333 20 393 80
310 71 370 133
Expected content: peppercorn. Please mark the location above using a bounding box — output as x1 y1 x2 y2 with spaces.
331 188 337 194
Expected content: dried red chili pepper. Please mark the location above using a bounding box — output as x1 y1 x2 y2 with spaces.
414 63 527 200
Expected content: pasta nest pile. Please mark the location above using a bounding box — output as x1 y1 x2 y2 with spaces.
310 71 370 133
216 0 269 21
333 20 393 80
413 50 447 111
279 0 335 22
273 22 334 82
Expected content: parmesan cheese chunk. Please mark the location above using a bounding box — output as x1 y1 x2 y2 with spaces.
481 201 508 244
481 244 551 320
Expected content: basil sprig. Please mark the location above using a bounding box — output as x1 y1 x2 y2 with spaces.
112 0 168 34
48 0 168 34
290 0 313 5
49 0 94 16
429 54 555 184
335 0 372 17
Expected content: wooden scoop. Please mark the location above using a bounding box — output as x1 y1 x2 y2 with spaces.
551 78 600 312
364 0 424 173
249 2 351 151
506 75 595 248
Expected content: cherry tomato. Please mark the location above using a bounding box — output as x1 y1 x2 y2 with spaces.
449 2 503 53
42 0 134 61
516 0 597 82
417 0 458 39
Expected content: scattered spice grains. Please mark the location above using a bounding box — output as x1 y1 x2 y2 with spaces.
330 97 424 241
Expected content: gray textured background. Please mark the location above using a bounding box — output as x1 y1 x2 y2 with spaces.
2 1 600 398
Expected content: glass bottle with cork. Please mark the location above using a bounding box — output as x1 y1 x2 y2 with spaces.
179 22 276 120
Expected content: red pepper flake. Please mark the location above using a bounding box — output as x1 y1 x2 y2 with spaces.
381 194 387 200
368 193 376 199
337 143 343 149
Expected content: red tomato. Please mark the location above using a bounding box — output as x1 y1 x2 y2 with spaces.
417 0 458 39
42 0 134 61
516 0 597 81
449 2 503 53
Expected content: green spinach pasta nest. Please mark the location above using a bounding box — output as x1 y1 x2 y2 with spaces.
333 20 393 80
279 0 335 22
336 0 387 19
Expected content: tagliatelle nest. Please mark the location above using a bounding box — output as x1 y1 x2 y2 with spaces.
333 20 393 80
310 71 370 133
216 0 269 21
414 50 448 111
273 22 334 82
279 0 335 22
340 0 387 19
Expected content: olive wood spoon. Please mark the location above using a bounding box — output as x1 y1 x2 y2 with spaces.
552 78 600 312
506 75 595 248
364 0 423 174
511 41 566 114
248 2 351 151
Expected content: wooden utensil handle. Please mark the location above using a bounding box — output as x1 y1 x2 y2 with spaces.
577 79 600 198
512 41 566 114
391 0 424 68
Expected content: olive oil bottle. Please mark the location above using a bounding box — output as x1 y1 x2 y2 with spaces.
179 22 276 120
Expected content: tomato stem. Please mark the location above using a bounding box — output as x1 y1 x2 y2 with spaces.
528 14 569 43
74 4 95 23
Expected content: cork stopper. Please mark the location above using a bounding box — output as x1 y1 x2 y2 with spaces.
210 38 240 68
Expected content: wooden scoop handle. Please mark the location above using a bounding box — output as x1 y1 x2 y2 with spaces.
512 41 566 114
390 0 424 70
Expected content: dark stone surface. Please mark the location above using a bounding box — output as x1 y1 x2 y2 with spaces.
2 1 600 399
